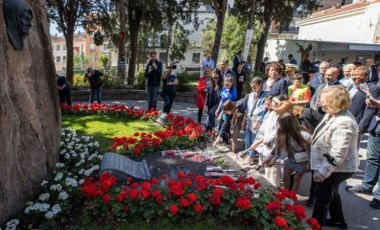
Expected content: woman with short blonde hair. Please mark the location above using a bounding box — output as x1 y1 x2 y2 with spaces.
319 86 351 115
310 85 358 228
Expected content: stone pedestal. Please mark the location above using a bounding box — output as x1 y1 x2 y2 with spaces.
0 0 60 225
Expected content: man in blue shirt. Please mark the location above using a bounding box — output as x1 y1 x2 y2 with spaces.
201 53 215 70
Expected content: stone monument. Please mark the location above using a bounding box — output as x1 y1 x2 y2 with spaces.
0 0 60 225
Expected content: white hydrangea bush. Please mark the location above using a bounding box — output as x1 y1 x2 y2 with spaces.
5 128 102 229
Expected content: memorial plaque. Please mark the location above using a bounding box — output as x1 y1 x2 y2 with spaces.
100 153 151 182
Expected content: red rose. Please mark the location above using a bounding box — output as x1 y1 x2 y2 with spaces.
275 193 286 201
129 189 140 200
306 218 321 230
292 205 306 220
169 204 179 215
141 190 150 199
131 183 138 189
184 179 192 187
151 177 159 185
141 182 151 191
180 198 189 207
209 195 221 206
194 203 203 213
103 194 111 204
177 171 186 179
254 182 261 190
152 190 161 198
213 187 224 197
187 193 197 204
274 216 288 228
236 197 251 210
117 191 128 202
133 147 141 155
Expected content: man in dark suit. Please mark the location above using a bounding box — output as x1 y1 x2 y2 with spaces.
233 50 243 73
219 59 235 82
348 66 380 141
346 94 380 209
304 67 343 132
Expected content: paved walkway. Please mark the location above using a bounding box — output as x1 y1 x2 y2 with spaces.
81 99 378 229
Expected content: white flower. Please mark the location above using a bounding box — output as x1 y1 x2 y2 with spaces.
79 179 85 184
60 149 66 155
75 159 85 167
65 153 71 159
54 172 64 181
59 191 69 200
5 219 19 230
50 184 62 192
65 177 78 187
38 193 50 201
45 211 54 219
25 203 50 214
94 142 99 147
40 180 48 186
51 204 62 215
56 163 65 168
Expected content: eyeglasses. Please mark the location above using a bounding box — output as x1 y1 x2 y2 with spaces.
351 74 363 77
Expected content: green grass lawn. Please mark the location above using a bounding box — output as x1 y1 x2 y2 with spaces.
62 115 162 152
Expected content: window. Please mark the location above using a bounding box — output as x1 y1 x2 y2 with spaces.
90 43 96 50
56 56 61 62
63 56 67 63
103 44 109 50
91 56 96 62
56 45 60 50
63 45 66 50
192 53 200 64
159 52 167 62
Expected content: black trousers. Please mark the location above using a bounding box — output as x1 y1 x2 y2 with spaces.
59 90 71 106
303 108 324 132
312 172 354 226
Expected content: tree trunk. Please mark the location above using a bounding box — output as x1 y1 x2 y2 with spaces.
116 0 126 85
254 0 274 72
166 24 173 67
127 21 139 85
0 0 60 225
64 31 74 84
211 0 227 64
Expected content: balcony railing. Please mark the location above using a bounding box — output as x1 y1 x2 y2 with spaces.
272 26 299 35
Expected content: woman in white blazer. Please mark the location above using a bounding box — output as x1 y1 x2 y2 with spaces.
311 86 359 229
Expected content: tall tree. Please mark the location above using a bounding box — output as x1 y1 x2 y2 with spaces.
209 0 228 63
46 0 102 84
170 23 191 62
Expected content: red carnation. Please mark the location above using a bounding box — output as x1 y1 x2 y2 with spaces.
194 203 203 213
306 218 321 230
209 195 221 206
117 191 128 202
274 216 288 228
213 187 224 197
151 177 159 185
254 182 261 190
169 204 179 215
129 189 140 200
177 171 186 179
141 182 151 191
133 147 141 155
103 194 111 204
236 197 251 210
292 205 306 220
124 206 130 212
187 193 197 204
131 183 138 189
141 190 150 199
180 198 189 207
152 190 161 198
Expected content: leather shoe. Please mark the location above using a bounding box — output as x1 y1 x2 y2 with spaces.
369 198 380 209
324 219 348 229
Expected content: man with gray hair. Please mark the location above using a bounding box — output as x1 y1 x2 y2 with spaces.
309 61 329 96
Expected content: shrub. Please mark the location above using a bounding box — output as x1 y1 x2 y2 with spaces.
134 68 146 90
176 72 192 92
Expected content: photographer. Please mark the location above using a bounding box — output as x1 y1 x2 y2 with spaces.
85 67 103 104
145 51 163 110
158 63 179 122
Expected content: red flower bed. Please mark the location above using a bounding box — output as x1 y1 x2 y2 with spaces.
62 103 206 157
82 172 320 229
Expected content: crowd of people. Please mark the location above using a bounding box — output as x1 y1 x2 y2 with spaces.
195 55 380 229
57 51 380 229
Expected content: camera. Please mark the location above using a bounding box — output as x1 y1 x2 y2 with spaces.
167 61 179 70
